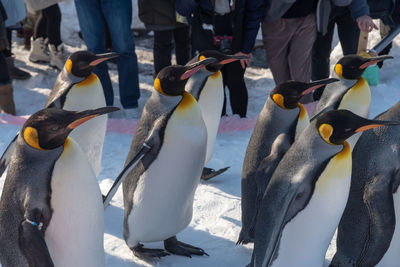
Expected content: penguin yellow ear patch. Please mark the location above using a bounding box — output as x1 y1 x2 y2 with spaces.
23 127 45 150
319 123 334 144
199 55 206 61
272 94 286 109
65 59 72 73
154 78 166 95
334 64 343 78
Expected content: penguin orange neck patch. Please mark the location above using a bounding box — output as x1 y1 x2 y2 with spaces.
176 92 196 111
23 127 45 150
210 70 221 79
75 73 98 88
272 94 286 109
335 141 351 160
298 104 307 119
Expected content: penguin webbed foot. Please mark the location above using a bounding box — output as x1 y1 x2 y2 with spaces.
164 236 209 257
131 243 169 260
201 166 230 181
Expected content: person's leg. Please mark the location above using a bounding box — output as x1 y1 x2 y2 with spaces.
222 61 248 117
30 10 50 63
41 4 62 47
173 25 191 66
311 14 335 100
0 53 15 115
261 18 293 85
33 10 47 40
153 30 173 75
74 0 114 106
336 9 359 55
288 14 316 83
102 0 140 109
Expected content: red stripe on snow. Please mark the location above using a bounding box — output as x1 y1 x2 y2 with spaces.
0 102 318 134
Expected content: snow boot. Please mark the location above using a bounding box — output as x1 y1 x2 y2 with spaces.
0 83 16 115
6 56 31 80
49 43 66 70
29 37 50 63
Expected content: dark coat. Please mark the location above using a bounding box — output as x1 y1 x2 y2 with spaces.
176 0 245 53
138 0 183 30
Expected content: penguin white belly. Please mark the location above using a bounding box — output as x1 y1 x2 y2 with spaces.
127 95 207 245
271 144 352 267
376 191 400 267
338 78 370 149
63 76 107 176
198 73 223 163
45 138 104 267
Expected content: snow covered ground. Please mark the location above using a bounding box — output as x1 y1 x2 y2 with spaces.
1 0 400 266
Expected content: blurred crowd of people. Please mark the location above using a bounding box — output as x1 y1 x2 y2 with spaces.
0 0 399 117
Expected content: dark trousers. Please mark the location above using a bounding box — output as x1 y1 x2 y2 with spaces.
153 26 191 75
34 4 62 46
0 53 10 84
312 7 359 99
221 61 248 118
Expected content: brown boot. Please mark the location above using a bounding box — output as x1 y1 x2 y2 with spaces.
0 83 16 115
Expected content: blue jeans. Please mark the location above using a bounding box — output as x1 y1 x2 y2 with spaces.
74 0 140 108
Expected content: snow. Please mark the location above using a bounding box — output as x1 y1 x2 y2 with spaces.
1 0 400 266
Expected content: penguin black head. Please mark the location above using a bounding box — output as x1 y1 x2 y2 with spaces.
198 50 249 72
22 107 119 150
154 57 216 96
316 109 400 145
334 54 393 80
66 51 119 78
270 78 339 109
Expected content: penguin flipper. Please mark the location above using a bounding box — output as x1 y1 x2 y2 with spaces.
356 172 398 266
19 220 54 267
200 166 230 181
0 134 18 177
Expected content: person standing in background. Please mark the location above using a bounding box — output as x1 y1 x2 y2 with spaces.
138 0 191 77
2 0 31 80
0 0 15 115
26 0 66 70
312 0 376 100
177 0 249 118
74 0 141 118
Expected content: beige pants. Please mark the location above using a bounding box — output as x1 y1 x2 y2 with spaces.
262 13 317 85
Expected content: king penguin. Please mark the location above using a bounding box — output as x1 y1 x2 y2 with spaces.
238 78 338 245
122 58 215 259
332 101 400 267
0 106 118 267
0 50 118 177
249 109 399 267
185 50 249 180
312 54 392 148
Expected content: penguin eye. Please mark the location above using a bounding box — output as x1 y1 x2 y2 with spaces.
49 126 60 132
169 76 176 81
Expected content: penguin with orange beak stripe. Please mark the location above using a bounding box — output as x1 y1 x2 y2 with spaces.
311 54 392 148
185 50 249 180
0 51 118 178
250 109 400 267
0 106 118 267
121 58 215 259
238 78 338 245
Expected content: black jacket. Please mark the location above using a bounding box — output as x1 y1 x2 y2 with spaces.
138 0 183 30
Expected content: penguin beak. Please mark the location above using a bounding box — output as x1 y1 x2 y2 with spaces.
359 55 393 69
181 57 217 80
301 78 339 96
67 107 119 129
355 119 400 132
89 52 120 66
220 55 250 65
